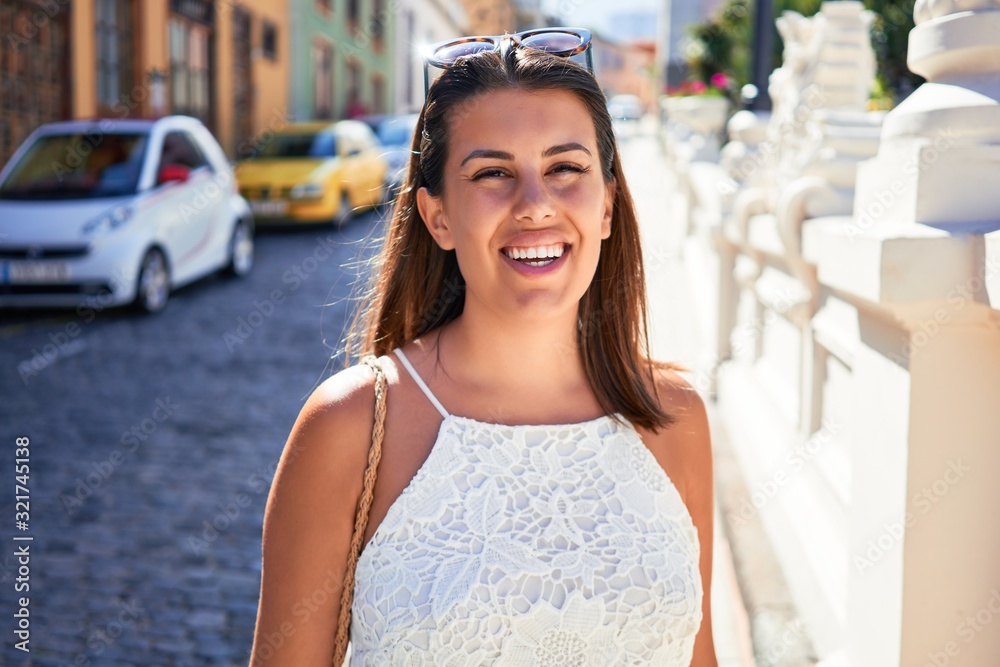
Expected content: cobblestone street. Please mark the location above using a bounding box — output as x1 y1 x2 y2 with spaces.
0 210 385 666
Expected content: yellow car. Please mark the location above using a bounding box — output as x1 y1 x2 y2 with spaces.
235 120 387 225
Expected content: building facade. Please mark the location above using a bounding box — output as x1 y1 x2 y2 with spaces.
0 0 72 166
287 0 393 124
592 34 657 110
460 0 515 35
512 0 543 30
0 0 290 165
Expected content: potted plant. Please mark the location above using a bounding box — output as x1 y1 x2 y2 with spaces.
661 73 733 160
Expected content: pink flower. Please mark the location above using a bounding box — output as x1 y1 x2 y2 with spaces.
691 80 707 94
710 72 729 89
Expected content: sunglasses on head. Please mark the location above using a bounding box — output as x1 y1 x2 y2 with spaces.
423 27 594 96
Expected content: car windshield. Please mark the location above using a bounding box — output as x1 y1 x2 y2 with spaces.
377 117 418 148
0 132 147 200
258 132 336 158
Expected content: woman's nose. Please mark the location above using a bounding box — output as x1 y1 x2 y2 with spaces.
511 173 555 223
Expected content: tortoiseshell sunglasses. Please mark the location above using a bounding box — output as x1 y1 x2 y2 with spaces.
423 27 594 96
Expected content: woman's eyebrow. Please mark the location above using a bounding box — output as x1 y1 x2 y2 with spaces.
460 149 513 167
543 142 591 158
460 142 592 167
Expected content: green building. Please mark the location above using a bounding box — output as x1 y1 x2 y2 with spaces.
288 0 394 121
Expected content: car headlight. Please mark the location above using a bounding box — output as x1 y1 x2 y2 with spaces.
83 204 135 237
289 183 324 200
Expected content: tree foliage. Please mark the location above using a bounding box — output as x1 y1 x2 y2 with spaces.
683 0 924 105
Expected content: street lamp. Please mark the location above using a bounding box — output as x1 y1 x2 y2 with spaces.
750 0 773 110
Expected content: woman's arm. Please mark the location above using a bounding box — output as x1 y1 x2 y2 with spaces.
248 365 376 666
653 370 720 667
679 383 719 667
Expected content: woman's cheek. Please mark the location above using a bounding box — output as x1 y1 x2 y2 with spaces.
553 179 599 208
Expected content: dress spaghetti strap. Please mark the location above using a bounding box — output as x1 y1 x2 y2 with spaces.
392 348 450 419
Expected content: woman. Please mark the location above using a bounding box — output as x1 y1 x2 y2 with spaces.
249 31 718 666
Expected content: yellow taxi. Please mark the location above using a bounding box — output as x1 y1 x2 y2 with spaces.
235 120 387 225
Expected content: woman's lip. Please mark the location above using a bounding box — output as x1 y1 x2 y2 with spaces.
499 245 570 276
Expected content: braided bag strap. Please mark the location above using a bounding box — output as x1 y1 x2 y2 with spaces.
332 354 387 666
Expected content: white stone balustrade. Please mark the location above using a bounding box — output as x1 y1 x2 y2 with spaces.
709 1 885 400
661 1 998 663
800 0 1000 664
661 94 732 165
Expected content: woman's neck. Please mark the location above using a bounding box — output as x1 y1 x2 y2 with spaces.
433 299 590 400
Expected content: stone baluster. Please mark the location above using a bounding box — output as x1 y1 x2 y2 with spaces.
802 0 1000 663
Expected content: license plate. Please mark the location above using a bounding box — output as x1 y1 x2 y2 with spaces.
251 200 288 217
2 261 69 284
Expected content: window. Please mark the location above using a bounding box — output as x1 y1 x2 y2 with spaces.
158 131 208 172
0 132 147 200
312 39 334 119
345 60 365 118
347 59 361 98
169 17 212 126
95 0 135 112
371 0 385 49
262 20 277 61
372 74 384 114
232 8 253 157
258 133 337 158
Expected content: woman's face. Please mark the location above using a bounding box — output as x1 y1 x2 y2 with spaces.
417 87 614 322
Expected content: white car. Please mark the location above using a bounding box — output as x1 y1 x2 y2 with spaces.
0 116 254 313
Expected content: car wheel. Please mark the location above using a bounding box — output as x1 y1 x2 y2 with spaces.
226 219 254 278
134 248 170 314
335 191 352 227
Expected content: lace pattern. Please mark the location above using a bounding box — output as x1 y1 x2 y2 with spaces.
348 411 703 665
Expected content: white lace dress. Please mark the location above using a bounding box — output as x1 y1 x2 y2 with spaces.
348 348 704 666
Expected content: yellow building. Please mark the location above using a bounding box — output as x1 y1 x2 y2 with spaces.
460 0 516 35
0 0 288 165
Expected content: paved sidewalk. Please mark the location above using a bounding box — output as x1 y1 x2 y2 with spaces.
620 120 756 666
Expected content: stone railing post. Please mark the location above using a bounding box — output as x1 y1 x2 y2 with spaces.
803 1 1000 664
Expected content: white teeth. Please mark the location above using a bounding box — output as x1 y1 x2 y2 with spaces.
503 244 566 260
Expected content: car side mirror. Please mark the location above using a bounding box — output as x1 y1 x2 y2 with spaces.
157 164 191 186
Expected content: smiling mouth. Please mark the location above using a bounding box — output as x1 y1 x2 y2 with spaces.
500 243 568 268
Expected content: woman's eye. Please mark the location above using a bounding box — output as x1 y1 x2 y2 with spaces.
470 164 589 181
550 163 587 175
471 168 508 180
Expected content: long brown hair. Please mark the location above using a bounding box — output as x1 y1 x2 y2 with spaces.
343 46 687 433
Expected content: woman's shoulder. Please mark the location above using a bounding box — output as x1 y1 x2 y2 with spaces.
274 356 399 488
300 355 393 442
311 358 380 410
649 363 705 422
638 362 712 494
